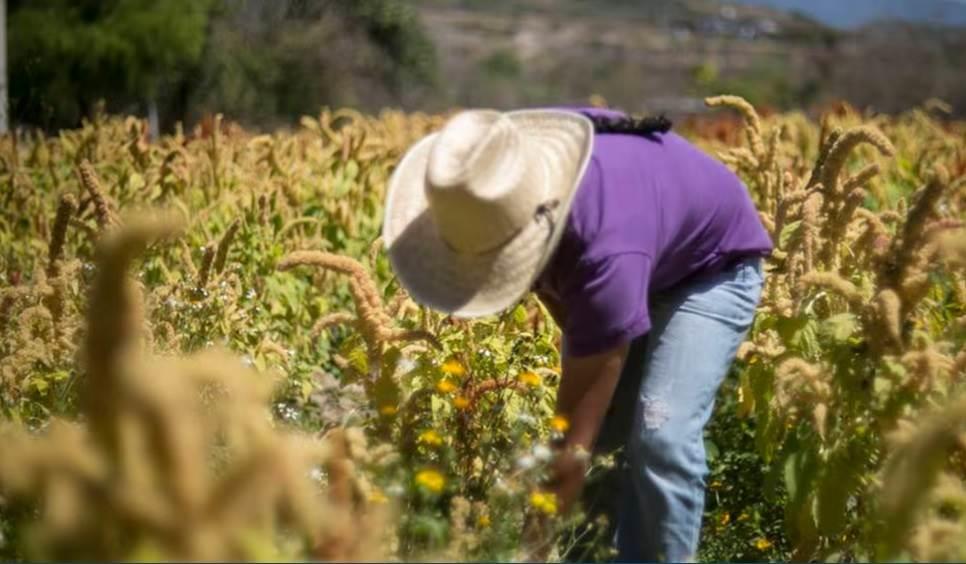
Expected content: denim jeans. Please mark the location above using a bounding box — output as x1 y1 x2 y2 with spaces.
574 256 764 563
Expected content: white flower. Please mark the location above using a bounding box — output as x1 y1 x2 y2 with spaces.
516 454 536 470
494 477 512 495
398 357 417 373
309 467 324 482
532 444 552 462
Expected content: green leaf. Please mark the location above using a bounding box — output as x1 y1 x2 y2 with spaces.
783 443 821 553
369 372 401 411
779 220 802 248
784 451 803 502
30 378 50 393
873 376 893 394
345 160 360 180
881 357 907 379
704 438 720 462
340 340 369 377
820 313 859 343
784 445 819 512
382 346 402 378
737 369 755 418
816 446 861 536
49 370 71 382
406 514 447 547
777 316 820 355
299 380 313 402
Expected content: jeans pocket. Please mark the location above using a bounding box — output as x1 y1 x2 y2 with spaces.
737 256 765 285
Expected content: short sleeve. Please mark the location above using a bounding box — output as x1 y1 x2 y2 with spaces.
562 253 653 357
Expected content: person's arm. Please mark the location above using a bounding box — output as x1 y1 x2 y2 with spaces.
535 253 652 510
523 254 651 560
548 342 628 513
520 341 629 561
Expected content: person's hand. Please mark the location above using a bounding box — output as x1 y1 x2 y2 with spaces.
551 344 628 512
519 342 627 561
520 444 592 562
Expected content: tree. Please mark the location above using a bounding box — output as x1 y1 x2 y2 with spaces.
9 0 215 129
1 0 7 134
183 0 439 127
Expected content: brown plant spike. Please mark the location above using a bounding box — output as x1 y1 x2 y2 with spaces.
77 160 117 229
47 193 78 278
277 251 441 361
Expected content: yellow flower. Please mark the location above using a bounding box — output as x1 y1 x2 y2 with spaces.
709 480 723 490
441 359 466 377
550 415 570 433
369 488 389 504
418 429 444 446
754 537 773 551
519 371 542 387
718 512 731 526
529 490 558 516
453 396 471 410
415 469 446 493
738 512 750 522
379 405 398 416
436 379 457 394
477 514 491 528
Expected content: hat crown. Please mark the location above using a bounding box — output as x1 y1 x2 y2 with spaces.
425 111 547 255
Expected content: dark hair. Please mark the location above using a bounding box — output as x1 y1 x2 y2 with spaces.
581 113 673 137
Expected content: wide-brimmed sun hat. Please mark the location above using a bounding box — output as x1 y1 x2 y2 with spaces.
383 109 594 318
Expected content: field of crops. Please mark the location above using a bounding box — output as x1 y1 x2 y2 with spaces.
0 98 963 562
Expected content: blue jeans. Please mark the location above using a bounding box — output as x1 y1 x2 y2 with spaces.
576 256 764 563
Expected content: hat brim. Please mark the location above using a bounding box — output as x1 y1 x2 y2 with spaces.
383 110 594 318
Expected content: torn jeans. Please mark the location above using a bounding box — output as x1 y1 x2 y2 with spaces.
580 256 764 562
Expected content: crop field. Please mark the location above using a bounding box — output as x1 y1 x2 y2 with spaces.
0 98 963 561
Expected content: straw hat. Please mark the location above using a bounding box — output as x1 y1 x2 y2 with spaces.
383 109 594 318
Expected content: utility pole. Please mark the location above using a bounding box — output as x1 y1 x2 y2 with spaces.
0 0 7 134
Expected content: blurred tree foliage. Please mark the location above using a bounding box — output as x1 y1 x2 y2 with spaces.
9 0 439 130
9 0 216 128
183 0 438 129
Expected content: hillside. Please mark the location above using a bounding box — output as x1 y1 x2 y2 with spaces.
414 0 966 117
731 0 966 29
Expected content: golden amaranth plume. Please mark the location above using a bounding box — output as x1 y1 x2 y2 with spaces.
277 251 441 366
197 244 215 289
872 289 903 351
799 271 866 307
706 95 764 157
878 395 966 559
77 160 117 229
84 212 184 450
213 220 240 276
820 126 896 196
312 312 357 339
47 193 78 278
883 166 949 291
841 163 881 195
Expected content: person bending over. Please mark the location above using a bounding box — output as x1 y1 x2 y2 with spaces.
382 107 772 562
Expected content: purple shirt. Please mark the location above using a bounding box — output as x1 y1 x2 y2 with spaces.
534 108 773 357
